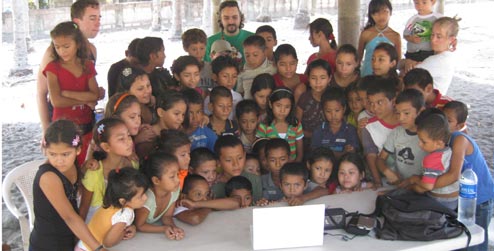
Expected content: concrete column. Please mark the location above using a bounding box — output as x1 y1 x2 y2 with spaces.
294 0 309 29
436 0 444 15
212 0 221 34
338 0 360 47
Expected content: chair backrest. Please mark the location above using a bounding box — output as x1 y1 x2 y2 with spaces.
2 159 45 251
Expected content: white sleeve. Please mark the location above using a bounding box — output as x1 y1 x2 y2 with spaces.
173 206 190 216
111 207 135 226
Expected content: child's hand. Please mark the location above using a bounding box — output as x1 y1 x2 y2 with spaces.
286 196 305 206
134 124 156 144
200 114 210 127
344 144 355 153
410 35 421 44
164 225 184 240
178 199 197 210
383 169 401 185
87 102 97 110
255 198 270 207
358 117 369 129
98 86 106 100
123 225 136 240
398 175 419 188
83 159 100 171
404 59 419 73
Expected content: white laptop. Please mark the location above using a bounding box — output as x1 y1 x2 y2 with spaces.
252 204 325 250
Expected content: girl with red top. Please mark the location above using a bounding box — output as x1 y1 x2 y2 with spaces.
273 44 308 103
306 18 338 74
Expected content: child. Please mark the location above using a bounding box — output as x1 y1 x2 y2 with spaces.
403 68 452 110
279 162 310 202
206 86 240 137
104 93 142 138
158 129 191 189
307 18 338 73
257 88 304 162
260 138 291 201
311 87 359 159
403 0 442 62
251 137 270 175
443 101 468 133
76 167 148 250
296 59 331 155
251 73 275 122
80 118 137 222
306 147 337 194
211 135 262 201
171 56 204 96
181 28 214 93
209 39 239 61
371 42 398 80
358 0 401 77
255 25 278 62
174 174 240 225
356 77 375 133
189 147 218 187
44 21 100 165
273 44 308 102
135 152 184 240
29 120 103 251
362 76 400 187
346 83 364 128
236 35 277 99
245 153 261 176
225 176 254 208
182 88 218 152
107 38 140 97
236 99 260 153
376 89 427 185
330 44 360 91
336 153 374 193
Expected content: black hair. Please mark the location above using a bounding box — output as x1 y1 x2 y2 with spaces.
44 119 83 149
136 36 164 66
103 167 149 209
366 75 398 100
309 18 337 49
158 129 191 155
214 135 243 157
70 0 99 20
337 152 367 176
246 153 259 162
373 42 398 79
273 43 298 63
181 88 204 128
243 35 266 51
181 28 207 49
266 87 298 126
117 66 148 92
256 25 277 40
305 58 332 77
264 138 290 158
364 0 393 30
50 21 88 71
181 174 208 195
279 162 309 183
92 118 127 161
336 44 359 62
236 99 260 120
126 38 141 58
217 0 245 31
104 93 140 119
209 85 233 104
156 89 187 111
306 147 338 184
211 55 240 75
142 151 179 184
403 68 433 90
225 176 252 197
171 55 202 76
190 147 217 170
443 101 468 124
250 73 275 98
395 88 425 112
321 87 347 109
416 108 450 143
252 137 270 156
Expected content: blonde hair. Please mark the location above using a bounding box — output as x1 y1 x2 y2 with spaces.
434 16 460 37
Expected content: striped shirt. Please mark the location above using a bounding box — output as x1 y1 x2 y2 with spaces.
256 122 304 160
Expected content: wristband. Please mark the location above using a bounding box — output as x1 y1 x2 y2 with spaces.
94 244 104 251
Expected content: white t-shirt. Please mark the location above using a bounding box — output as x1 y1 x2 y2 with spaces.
417 51 455 95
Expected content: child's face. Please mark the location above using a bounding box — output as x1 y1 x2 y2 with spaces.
281 174 306 199
188 103 203 130
310 159 333 186
186 42 206 62
194 160 218 186
186 180 210 202
53 36 78 62
357 90 371 112
218 145 246 178
276 54 298 79
338 161 363 191
215 67 238 90
266 148 290 176
244 158 261 176
176 65 201 89
103 124 133 157
348 91 364 115
130 75 153 105
443 108 462 132
308 67 330 95
371 49 396 77
431 23 455 53
44 142 81 173
336 52 358 77
371 7 391 29
257 32 277 52
158 101 187 130
155 162 180 192
244 45 266 69
151 46 166 68
395 101 420 131
270 98 292 122
119 102 142 136
210 96 233 121
230 188 253 208
125 186 148 209
309 30 322 47
253 88 272 111
414 0 435 15
417 130 443 153
368 93 394 120
239 111 258 135
323 100 345 126
173 144 191 170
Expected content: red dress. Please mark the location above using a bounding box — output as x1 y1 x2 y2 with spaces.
306 51 337 74
273 73 308 90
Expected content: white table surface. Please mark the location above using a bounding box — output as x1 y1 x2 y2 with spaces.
114 189 484 251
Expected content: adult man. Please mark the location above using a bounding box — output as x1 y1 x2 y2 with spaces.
204 0 254 63
37 0 102 132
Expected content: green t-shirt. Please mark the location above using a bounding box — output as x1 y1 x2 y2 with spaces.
211 171 262 202
204 30 254 64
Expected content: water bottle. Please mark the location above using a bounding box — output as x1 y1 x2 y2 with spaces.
458 163 478 226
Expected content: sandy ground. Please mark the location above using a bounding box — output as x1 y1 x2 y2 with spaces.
2 1 494 250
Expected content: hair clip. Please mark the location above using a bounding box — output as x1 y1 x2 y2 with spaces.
329 33 335 41
115 168 120 174
73 23 78 29
122 67 132 77
72 135 80 147
97 124 105 135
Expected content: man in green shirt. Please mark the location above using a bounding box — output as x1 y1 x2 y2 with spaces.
204 0 254 64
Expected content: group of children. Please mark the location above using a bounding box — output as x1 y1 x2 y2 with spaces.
29 0 493 250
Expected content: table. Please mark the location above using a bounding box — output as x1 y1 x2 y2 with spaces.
114 189 484 251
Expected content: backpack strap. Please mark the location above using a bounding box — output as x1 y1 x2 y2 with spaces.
455 220 471 248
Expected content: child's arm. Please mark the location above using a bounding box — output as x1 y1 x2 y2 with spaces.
404 34 422 44
135 207 171 233
361 128 382 187
434 135 469 188
295 106 303 125
293 83 306 104
390 31 402 61
161 203 185 240
78 186 93 221
286 186 329 206
295 138 304 162
180 197 240 211
101 222 127 248
60 76 99 103
376 150 401 185
46 72 92 108
37 46 54 132
357 30 369 63
175 208 212 225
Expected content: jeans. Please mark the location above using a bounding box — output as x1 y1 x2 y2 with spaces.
467 199 494 251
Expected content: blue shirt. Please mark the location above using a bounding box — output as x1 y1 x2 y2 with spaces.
311 121 359 153
261 173 284 201
189 126 218 152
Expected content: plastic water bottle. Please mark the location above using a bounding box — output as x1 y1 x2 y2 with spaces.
458 164 478 226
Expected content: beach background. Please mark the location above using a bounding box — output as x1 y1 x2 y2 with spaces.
2 1 494 250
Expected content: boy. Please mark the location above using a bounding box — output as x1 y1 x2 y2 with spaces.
255 25 278 62
189 147 218 187
356 76 375 140
225 176 254 208
279 162 310 202
377 89 427 184
205 56 243 120
210 40 242 63
362 76 400 187
182 28 214 93
206 86 240 137
260 138 291 201
404 68 452 110
182 88 217 152
443 100 468 134
245 153 261 176
403 0 442 62
174 174 240 225
211 135 262 202
236 35 277 99
236 99 259 153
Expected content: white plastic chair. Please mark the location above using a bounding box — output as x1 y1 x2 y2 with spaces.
2 159 45 251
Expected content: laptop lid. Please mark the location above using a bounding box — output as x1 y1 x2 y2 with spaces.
252 204 325 250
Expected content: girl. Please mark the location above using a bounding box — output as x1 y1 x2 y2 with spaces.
296 59 331 156
236 100 260 153
251 137 270 175
256 88 304 162
29 120 103 251
250 73 275 122
358 0 401 77
135 152 184 240
335 153 374 193
306 147 338 194
158 129 192 189
346 83 364 128
273 44 308 102
171 55 204 96
371 42 398 79
307 18 338 74
79 118 137 222
44 21 100 165
76 167 148 250
330 44 360 91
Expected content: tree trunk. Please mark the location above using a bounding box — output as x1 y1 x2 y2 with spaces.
338 0 360 47
436 0 444 14
212 0 221 34
293 0 309 29
10 0 32 77
151 0 161 31
256 0 271 22
202 0 212 34
170 0 183 40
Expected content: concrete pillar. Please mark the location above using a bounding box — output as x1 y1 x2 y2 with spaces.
337 0 360 47
212 0 221 34
294 0 309 29
436 0 444 15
